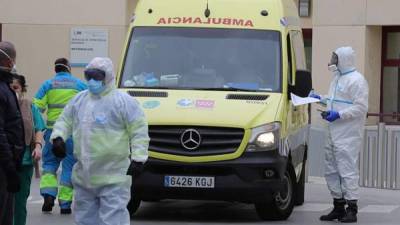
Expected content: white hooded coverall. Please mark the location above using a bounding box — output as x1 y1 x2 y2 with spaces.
324 47 369 200
51 57 150 225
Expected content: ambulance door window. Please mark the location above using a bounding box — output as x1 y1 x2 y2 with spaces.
290 30 307 71
287 34 294 85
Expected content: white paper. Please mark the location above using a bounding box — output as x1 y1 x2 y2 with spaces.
291 93 320 106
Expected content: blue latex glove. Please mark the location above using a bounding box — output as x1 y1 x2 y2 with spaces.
309 93 321 100
324 110 340 122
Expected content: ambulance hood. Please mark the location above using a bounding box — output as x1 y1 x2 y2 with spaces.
133 90 282 129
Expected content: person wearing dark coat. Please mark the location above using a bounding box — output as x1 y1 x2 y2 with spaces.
0 41 25 225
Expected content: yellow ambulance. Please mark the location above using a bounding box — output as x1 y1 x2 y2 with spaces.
118 0 312 220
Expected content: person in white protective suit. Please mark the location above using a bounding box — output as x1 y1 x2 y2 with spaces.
50 57 150 225
310 47 369 223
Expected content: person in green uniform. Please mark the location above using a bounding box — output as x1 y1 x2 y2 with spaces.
10 74 45 225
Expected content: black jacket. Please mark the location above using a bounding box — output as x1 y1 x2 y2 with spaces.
0 70 25 172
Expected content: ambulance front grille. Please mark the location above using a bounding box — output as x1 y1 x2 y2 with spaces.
225 94 269 101
128 91 168 98
148 126 244 156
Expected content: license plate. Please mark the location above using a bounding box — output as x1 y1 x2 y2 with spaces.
164 175 215 188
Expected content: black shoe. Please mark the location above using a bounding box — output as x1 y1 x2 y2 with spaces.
60 208 72 215
42 195 55 213
320 198 346 221
340 200 358 223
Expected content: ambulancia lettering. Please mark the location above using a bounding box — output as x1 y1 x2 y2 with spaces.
157 17 254 27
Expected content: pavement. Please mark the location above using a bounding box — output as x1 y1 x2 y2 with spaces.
27 177 400 225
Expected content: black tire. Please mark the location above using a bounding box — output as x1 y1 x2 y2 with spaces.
255 165 296 221
127 196 141 217
294 160 306 206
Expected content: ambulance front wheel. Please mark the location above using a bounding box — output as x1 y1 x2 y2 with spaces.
255 164 296 221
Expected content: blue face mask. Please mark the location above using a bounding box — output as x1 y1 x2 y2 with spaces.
87 79 106 95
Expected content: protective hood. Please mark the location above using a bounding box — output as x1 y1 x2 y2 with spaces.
85 57 116 89
335 46 356 75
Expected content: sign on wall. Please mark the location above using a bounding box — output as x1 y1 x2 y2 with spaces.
70 28 109 67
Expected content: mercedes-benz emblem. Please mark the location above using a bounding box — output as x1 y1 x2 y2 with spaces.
180 129 202 150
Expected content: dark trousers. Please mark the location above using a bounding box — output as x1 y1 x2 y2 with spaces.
0 168 14 225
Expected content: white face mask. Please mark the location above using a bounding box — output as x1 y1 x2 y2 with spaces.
10 64 17 74
328 64 338 72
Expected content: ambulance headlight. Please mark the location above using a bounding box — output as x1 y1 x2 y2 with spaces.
256 132 275 148
246 122 280 152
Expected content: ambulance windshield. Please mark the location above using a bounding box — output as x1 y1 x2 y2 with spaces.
120 27 281 92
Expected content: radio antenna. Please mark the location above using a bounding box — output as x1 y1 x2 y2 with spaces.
204 0 211 18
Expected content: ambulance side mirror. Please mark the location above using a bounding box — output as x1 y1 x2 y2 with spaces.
288 70 312 99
